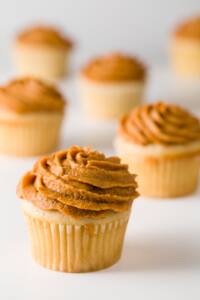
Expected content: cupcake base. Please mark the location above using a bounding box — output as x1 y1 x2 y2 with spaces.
79 76 145 120
13 43 70 81
129 155 199 197
0 112 63 156
115 137 200 197
22 201 130 273
170 38 200 77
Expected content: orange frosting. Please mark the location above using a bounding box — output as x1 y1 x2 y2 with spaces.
119 102 200 146
174 16 200 40
17 25 73 49
17 146 138 219
81 53 146 82
0 77 65 114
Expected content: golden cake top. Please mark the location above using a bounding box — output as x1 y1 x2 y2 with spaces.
16 25 73 49
17 146 139 219
174 16 200 40
81 53 146 82
0 77 66 114
119 101 200 146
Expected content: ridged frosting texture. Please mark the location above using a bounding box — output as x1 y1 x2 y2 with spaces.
119 102 200 145
82 53 146 82
17 25 73 48
17 146 138 219
0 77 65 114
174 16 200 40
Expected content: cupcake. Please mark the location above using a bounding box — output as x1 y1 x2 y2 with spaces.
79 53 146 120
115 101 200 197
0 77 66 156
170 16 200 77
13 25 73 81
17 146 139 272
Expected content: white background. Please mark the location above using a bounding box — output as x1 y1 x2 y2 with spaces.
0 0 200 69
0 1 200 299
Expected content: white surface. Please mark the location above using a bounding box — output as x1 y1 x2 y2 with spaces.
0 67 200 300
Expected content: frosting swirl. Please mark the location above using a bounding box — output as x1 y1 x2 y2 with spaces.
0 77 65 114
174 16 200 40
81 53 146 82
119 102 200 146
17 25 73 48
17 146 138 219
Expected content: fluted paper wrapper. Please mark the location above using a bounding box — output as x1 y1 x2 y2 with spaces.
170 38 200 77
79 77 144 119
23 208 130 273
0 113 62 156
115 136 200 197
14 44 71 81
120 153 199 197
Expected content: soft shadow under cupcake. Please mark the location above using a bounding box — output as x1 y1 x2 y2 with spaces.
108 234 200 273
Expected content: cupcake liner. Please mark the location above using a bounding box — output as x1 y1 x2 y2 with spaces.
115 138 200 197
121 153 199 197
0 112 63 156
79 77 145 119
13 44 70 80
170 38 200 77
23 206 130 273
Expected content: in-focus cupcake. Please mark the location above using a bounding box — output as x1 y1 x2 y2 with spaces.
115 101 200 198
0 77 66 156
170 16 200 77
79 53 146 120
17 146 139 272
13 25 73 81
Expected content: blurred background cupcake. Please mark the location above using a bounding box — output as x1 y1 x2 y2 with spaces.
12 24 73 81
170 16 200 77
79 53 146 120
0 77 66 156
115 101 200 198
